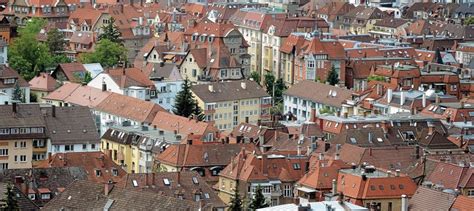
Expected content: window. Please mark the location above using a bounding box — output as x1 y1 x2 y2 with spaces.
91 144 96 149
0 163 8 170
192 177 199 184
28 193 35 200
41 193 51 200
65 145 74 151
112 168 118 176
163 178 170 186
192 69 197 77
0 149 7 156
467 190 474 196
399 184 404 189
15 141 26 148
82 144 87 150
33 139 45 148
307 60 315 68
283 185 292 197
95 169 102 177
19 155 27 162
292 163 301 170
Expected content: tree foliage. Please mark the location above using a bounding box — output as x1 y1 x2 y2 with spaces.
12 81 23 102
173 78 203 119
249 71 261 84
264 72 287 106
0 183 18 210
367 75 386 82
79 39 127 68
82 72 93 85
46 28 67 54
8 18 55 81
465 17 474 26
228 181 243 211
326 65 339 86
249 185 268 210
98 17 122 43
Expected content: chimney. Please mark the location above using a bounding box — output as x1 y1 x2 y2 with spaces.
12 102 17 113
335 144 341 160
387 89 393 103
102 80 107 92
245 116 249 124
422 93 426 108
400 91 405 106
343 112 348 118
240 82 246 89
318 153 324 160
395 169 400 177
331 179 337 195
104 180 114 196
187 139 193 145
369 147 372 156
461 101 465 109
415 145 420 159
435 94 440 104
310 108 317 122
401 195 408 211
52 105 56 117
297 144 301 156
208 84 214 92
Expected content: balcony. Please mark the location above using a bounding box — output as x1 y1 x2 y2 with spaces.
261 103 272 109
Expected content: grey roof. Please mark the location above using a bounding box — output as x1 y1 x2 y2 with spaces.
149 63 180 80
0 182 40 210
408 186 456 211
43 180 199 210
192 80 269 102
43 106 100 145
0 104 46 128
284 80 353 108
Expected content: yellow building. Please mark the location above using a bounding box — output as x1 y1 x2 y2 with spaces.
0 104 48 170
100 124 183 173
191 80 271 131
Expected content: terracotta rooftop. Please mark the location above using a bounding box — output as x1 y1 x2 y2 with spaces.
284 80 353 108
192 80 269 103
28 73 59 92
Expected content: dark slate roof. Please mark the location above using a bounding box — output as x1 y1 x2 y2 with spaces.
0 167 88 207
149 63 178 79
116 172 226 209
43 180 199 210
42 106 100 145
0 104 46 128
191 80 269 102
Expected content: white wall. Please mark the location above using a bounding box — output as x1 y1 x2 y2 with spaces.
88 74 123 95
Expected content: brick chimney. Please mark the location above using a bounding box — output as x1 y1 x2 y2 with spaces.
261 154 268 175
104 180 115 196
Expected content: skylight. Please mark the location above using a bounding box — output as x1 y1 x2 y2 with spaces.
163 178 170 186
132 180 138 187
377 138 383 142
350 138 357 144
192 177 199 184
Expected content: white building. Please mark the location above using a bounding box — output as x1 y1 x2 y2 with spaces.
257 201 368 211
88 67 156 101
0 65 30 104
149 63 183 112
283 81 355 121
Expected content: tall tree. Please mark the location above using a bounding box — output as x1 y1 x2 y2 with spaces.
0 183 18 210
12 81 23 102
326 65 339 86
192 99 205 121
80 39 127 68
264 72 287 105
173 77 201 118
98 17 122 43
249 185 268 210
249 71 261 84
46 28 67 54
228 181 243 211
8 18 54 80
435 48 443 64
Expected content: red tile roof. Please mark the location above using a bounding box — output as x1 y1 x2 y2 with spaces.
36 152 126 184
297 158 350 190
451 195 474 211
151 111 218 138
106 67 155 89
43 82 82 101
427 162 471 190
28 73 59 92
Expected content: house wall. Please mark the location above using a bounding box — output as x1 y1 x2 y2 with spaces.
101 138 134 173
180 54 204 82
152 80 183 112
283 95 343 121
0 139 34 169
88 74 124 96
362 198 403 211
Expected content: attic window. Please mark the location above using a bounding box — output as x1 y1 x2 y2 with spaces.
399 184 404 189
95 169 102 177
163 178 170 186
112 168 118 176
377 138 383 143
192 177 199 184
379 185 384 190
370 185 376 190
132 179 138 187
350 138 357 144
390 184 396 190
293 163 301 170
204 193 210 199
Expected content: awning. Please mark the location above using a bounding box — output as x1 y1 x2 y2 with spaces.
269 180 281 184
297 186 316 193
210 166 223 170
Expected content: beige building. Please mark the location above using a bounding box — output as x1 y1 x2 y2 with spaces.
28 73 60 104
191 80 271 131
0 104 47 170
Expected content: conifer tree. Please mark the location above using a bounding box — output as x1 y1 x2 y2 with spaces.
0 183 18 210
435 48 443 64
228 181 243 211
326 65 339 86
173 78 203 119
249 185 268 210
99 17 122 43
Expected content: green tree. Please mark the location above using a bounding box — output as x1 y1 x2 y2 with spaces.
326 65 339 86
98 17 122 43
249 185 268 210
80 39 127 68
0 183 18 210
264 73 287 105
465 16 474 25
435 48 443 64
319 106 334 115
192 99 205 121
228 181 243 211
249 71 261 84
8 18 54 81
12 82 23 103
82 72 93 84
46 28 67 54
173 77 201 118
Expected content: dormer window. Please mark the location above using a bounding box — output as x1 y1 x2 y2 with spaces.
95 169 102 177
112 168 118 176
4 78 16 84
